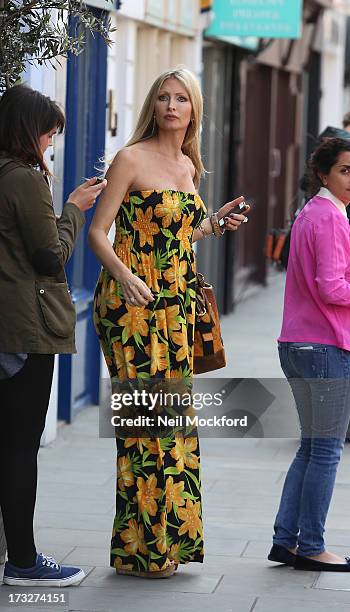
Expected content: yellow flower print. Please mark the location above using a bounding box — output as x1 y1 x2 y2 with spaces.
169 368 183 379
178 499 202 540
154 191 182 228
120 519 148 555
165 305 181 333
98 278 122 318
163 256 187 294
151 513 167 554
115 234 137 270
112 344 136 379
116 233 132 252
170 435 199 472
194 194 204 211
187 300 195 327
144 439 165 470
136 474 162 516
138 252 161 292
141 190 154 199
165 476 185 513
117 456 134 491
176 212 194 251
124 438 149 453
168 543 181 564
153 309 167 332
132 206 159 247
149 560 171 572
172 325 189 363
145 334 168 375
113 557 134 571
118 305 149 340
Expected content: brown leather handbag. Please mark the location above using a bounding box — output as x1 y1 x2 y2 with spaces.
193 273 226 374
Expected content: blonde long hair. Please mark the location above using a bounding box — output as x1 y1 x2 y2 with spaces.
126 67 205 188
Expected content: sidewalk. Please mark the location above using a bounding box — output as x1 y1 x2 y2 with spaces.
2 271 350 611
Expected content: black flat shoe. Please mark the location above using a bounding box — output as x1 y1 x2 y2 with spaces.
268 544 296 566
295 555 350 572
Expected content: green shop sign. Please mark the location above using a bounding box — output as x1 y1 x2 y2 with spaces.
205 0 303 41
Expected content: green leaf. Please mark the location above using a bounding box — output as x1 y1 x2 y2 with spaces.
133 332 144 349
161 229 174 239
118 490 129 502
142 511 152 526
135 554 148 571
184 469 200 490
161 289 176 299
121 327 129 344
111 548 128 557
100 318 115 328
137 371 152 380
136 359 151 369
164 467 180 475
141 461 157 468
149 551 164 560
130 195 144 205
142 449 151 462
182 491 198 500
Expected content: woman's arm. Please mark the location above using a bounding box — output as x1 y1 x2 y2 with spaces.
12 169 83 269
192 197 250 243
12 170 106 275
88 149 154 306
314 215 350 305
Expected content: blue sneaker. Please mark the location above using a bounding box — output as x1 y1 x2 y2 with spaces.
3 553 85 587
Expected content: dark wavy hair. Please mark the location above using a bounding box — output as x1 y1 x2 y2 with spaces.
303 137 350 199
0 84 65 175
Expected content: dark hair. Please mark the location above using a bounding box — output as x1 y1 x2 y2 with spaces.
304 137 350 199
0 84 65 175
343 111 350 129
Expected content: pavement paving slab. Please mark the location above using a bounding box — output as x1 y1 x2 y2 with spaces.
2 272 350 611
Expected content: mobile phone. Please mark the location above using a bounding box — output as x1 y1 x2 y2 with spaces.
219 201 249 228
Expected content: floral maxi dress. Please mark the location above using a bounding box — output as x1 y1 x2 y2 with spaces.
93 189 206 572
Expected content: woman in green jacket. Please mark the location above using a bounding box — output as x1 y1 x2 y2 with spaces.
0 84 106 587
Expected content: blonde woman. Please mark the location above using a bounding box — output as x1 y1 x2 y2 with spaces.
89 67 249 578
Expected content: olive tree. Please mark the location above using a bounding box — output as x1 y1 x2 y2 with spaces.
0 0 115 92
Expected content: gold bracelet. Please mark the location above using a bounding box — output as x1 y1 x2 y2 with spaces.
210 212 224 237
197 219 210 238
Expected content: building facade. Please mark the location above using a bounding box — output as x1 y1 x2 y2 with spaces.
19 0 350 440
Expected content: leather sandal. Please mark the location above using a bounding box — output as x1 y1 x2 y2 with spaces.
116 560 176 579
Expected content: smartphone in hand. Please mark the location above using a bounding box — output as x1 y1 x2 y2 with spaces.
219 201 249 228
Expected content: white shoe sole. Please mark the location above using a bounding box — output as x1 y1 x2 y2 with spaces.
3 569 85 587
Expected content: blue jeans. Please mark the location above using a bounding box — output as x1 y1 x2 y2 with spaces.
273 342 350 556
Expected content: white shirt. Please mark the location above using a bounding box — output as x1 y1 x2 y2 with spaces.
318 187 348 218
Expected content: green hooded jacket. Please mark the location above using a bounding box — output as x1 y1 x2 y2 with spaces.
0 158 85 353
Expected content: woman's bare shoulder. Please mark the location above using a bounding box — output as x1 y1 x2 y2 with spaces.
110 144 151 167
110 146 137 164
